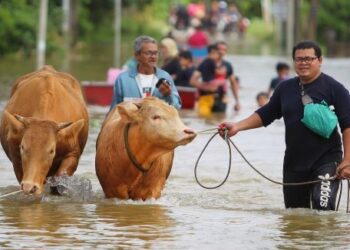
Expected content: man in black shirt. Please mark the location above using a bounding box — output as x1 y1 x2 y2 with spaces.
190 44 225 117
216 41 240 112
174 50 196 87
218 40 350 210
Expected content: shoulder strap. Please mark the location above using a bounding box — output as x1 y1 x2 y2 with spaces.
299 81 313 105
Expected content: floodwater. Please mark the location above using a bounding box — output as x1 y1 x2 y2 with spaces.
0 55 350 249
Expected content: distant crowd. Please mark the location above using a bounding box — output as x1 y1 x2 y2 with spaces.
168 1 250 51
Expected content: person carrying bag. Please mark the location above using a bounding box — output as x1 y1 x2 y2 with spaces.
300 81 338 139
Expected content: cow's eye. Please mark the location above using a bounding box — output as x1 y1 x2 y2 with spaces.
49 149 54 155
152 115 161 120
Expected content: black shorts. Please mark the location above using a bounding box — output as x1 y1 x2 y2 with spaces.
283 162 340 210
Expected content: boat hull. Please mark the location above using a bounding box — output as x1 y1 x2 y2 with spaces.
82 82 196 109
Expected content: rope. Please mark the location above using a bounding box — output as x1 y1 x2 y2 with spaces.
195 129 350 212
228 137 337 185
195 131 336 188
124 123 149 174
194 131 231 189
0 190 22 199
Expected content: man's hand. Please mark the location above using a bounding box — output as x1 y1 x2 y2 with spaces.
157 79 171 96
218 122 239 138
234 102 241 112
336 161 350 179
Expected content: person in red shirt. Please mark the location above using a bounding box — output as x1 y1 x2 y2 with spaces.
187 19 209 65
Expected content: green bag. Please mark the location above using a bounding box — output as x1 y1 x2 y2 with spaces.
301 100 338 139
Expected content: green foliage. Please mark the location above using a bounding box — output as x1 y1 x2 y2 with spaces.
318 0 350 42
236 0 262 18
0 1 38 56
246 18 273 42
0 0 348 58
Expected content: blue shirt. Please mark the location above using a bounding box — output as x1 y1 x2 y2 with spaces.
256 73 350 172
110 65 182 111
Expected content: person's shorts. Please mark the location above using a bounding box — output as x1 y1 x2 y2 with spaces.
283 161 340 210
198 95 214 117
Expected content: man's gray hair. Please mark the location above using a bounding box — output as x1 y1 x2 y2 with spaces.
134 35 157 53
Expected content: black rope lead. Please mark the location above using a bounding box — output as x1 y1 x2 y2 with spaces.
194 130 350 212
194 132 232 189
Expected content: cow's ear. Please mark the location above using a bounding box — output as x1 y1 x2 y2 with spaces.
117 101 141 122
3 111 26 136
57 121 73 130
57 119 85 141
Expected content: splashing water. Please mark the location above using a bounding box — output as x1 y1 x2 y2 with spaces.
46 175 93 201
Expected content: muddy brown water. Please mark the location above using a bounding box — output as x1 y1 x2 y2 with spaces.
0 55 349 249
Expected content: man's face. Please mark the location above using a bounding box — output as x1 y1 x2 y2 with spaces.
294 48 322 82
209 49 220 62
179 57 190 68
135 42 158 69
217 43 228 58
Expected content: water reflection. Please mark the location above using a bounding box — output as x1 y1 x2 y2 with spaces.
94 202 174 248
277 210 350 249
0 200 88 248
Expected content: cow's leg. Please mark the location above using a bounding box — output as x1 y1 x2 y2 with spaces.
130 177 166 200
55 155 79 176
104 185 129 199
50 155 79 195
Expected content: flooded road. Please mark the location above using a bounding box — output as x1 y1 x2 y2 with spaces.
0 55 349 249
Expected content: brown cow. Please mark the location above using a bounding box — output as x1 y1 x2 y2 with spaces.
95 97 196 200
0 65 89 195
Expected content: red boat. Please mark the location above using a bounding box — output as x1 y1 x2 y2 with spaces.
81 81 197 109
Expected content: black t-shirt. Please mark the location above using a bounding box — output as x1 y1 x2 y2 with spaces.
269 77 280 90
174 66 196 87
221 60 234 78
269 76 288 91
162 57 182 79
197 58 216 82
256 73 350 172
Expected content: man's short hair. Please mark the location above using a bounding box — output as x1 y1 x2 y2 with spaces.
292 40 322 59
216 41 228 47
207 44 218 53
276 62 290 72
134 35 157 53
179 50 193 61
256 91 269 101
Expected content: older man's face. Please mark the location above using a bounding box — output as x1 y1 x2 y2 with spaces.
136 42 159 69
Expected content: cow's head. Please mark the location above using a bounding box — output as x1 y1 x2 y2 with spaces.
117 97 196 150
4 111 84 195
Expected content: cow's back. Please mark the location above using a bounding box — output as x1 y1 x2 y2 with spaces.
1 66 89 154
6 66 86 120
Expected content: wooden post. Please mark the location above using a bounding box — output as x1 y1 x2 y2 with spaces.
36 0 48 69
62 0 70 71
114 0 122 68
286 0 295 57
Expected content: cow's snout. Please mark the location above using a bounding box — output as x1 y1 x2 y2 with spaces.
21 182 41 195
182 128 197 143
184 128 196 135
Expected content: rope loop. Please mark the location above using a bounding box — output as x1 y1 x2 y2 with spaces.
194 131 232 189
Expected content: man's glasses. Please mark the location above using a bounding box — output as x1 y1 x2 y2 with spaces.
140 51 159 57
294 56 318 64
